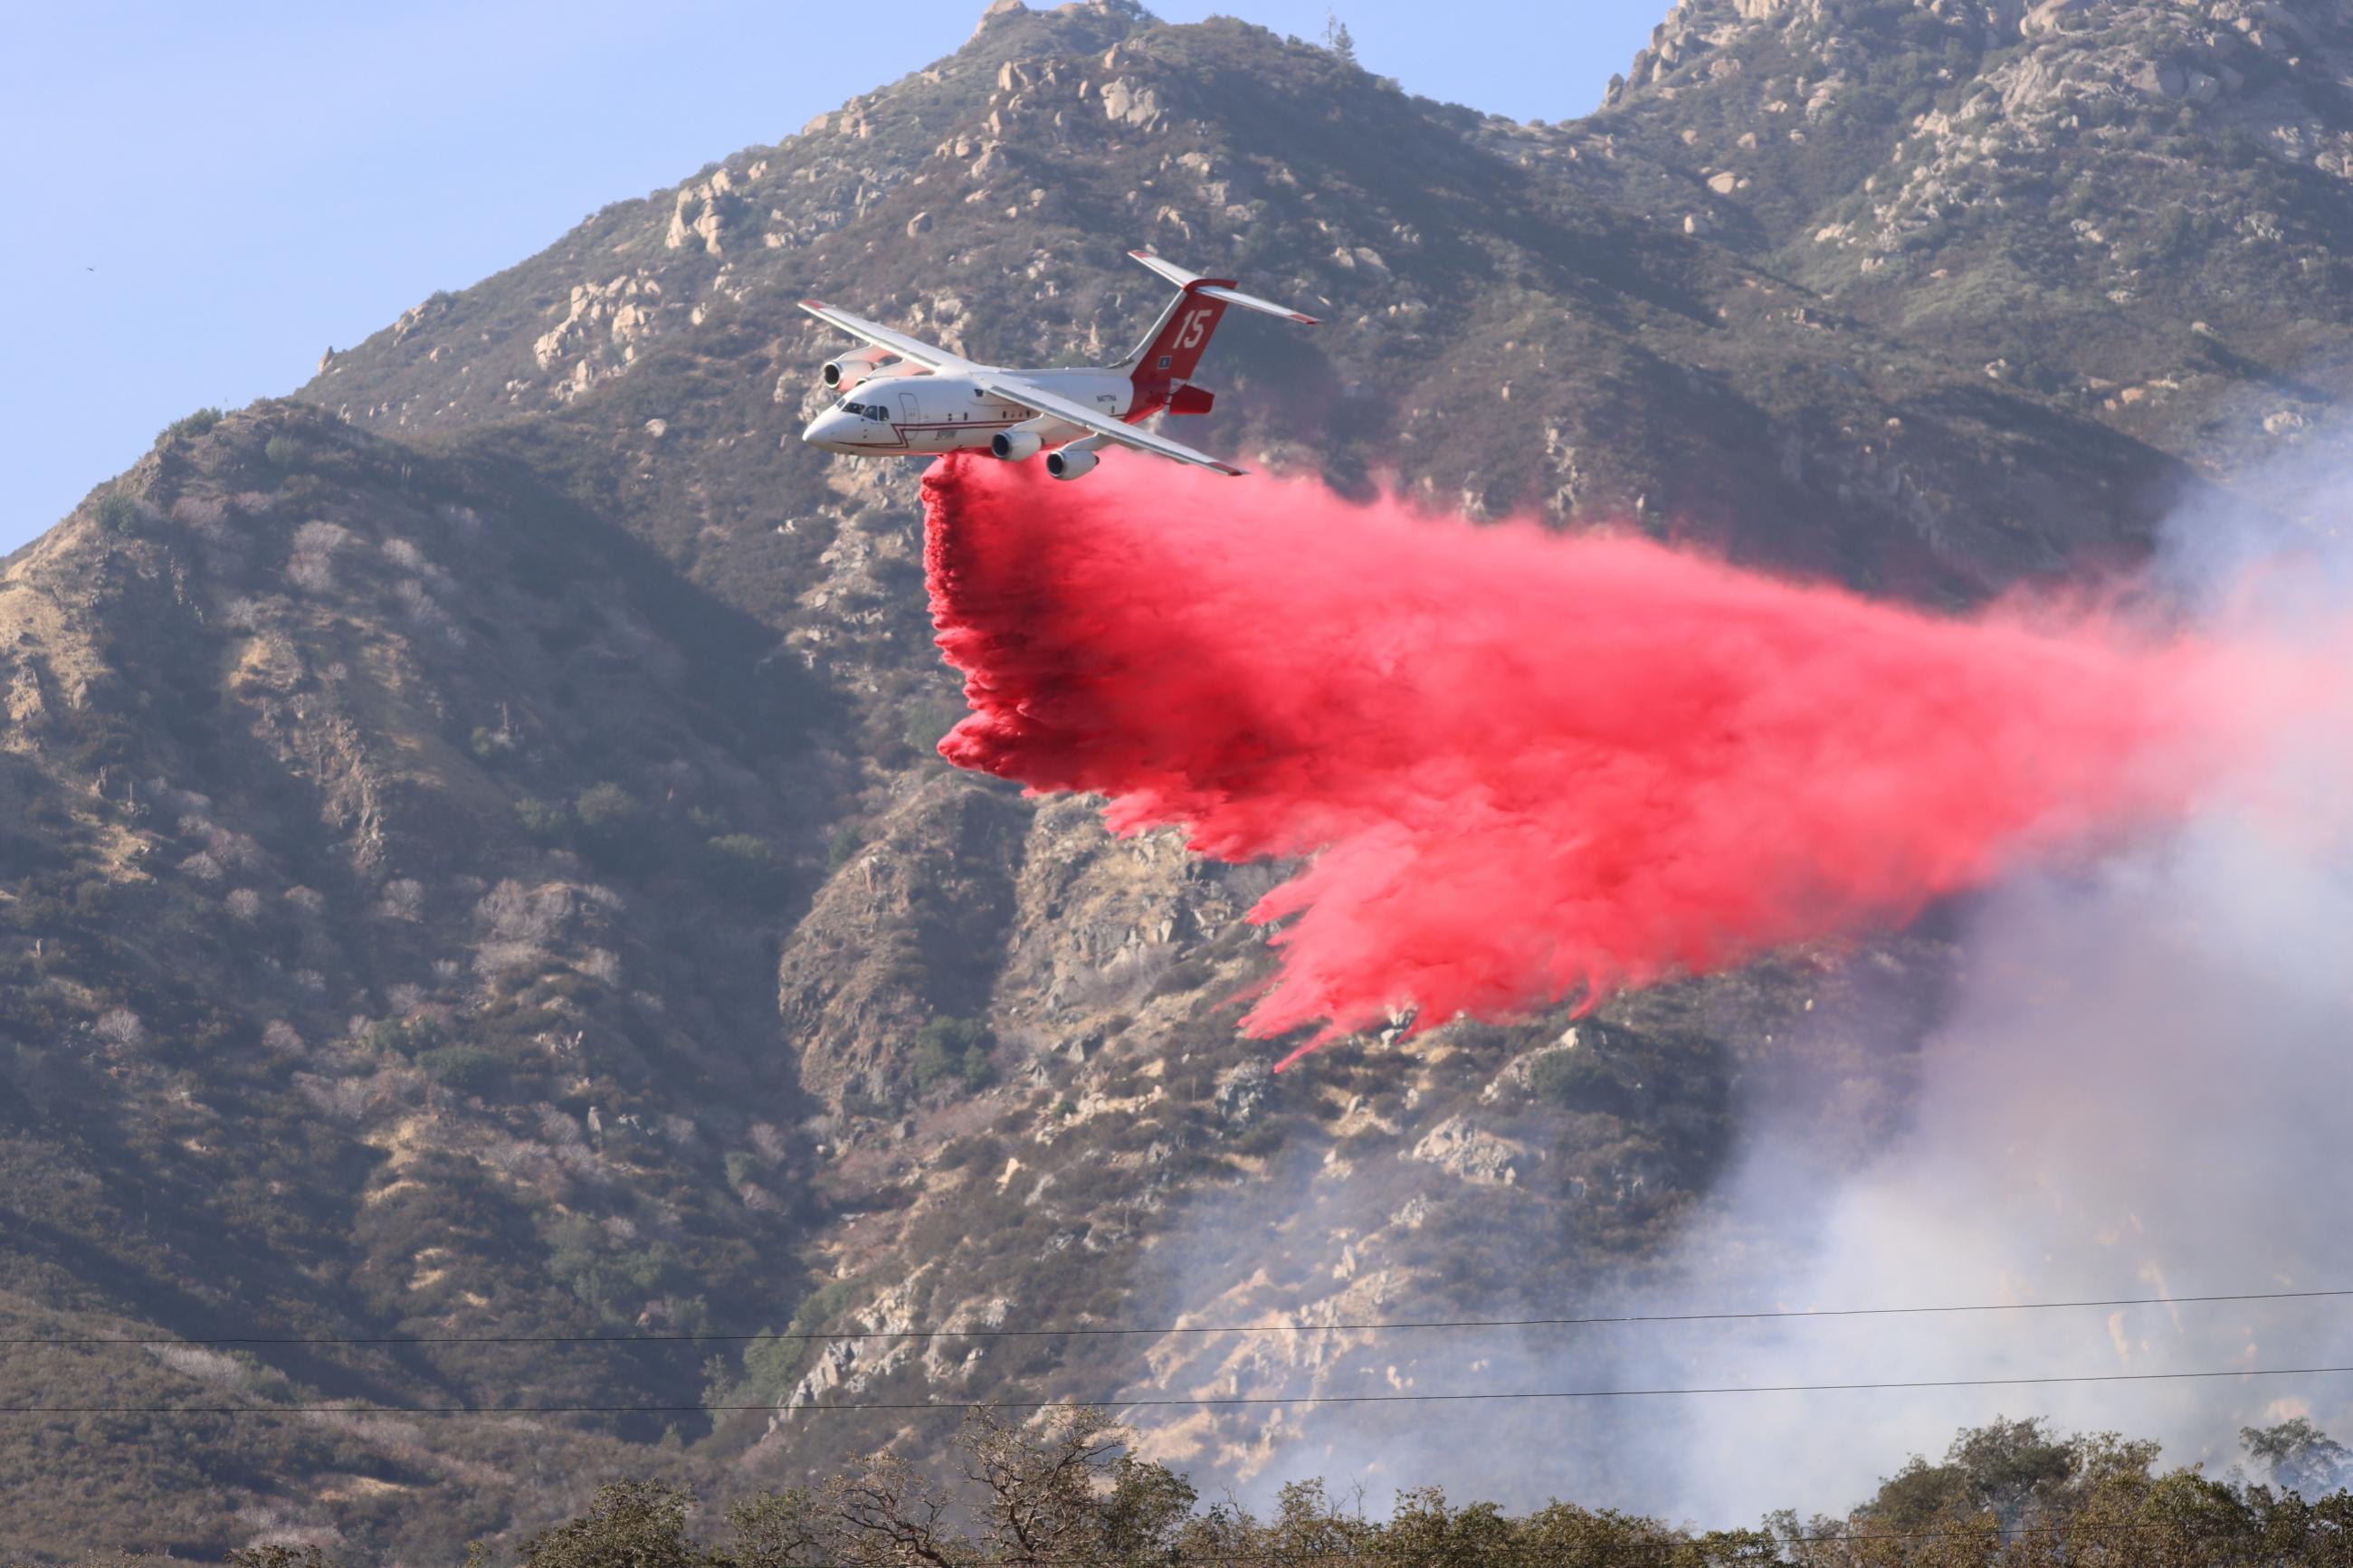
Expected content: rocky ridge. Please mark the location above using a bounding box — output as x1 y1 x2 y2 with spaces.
1586 0 2353 452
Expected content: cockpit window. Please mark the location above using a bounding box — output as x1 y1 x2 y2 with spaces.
843 401 866 415
864 405 888 422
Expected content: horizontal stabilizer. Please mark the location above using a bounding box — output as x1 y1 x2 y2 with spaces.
1196 283 1319 326
1128 250 1320 325
1128 249 1207 290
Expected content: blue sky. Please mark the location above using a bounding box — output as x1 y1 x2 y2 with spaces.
0 0 1664 550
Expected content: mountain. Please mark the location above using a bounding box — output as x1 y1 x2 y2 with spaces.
1 405 834 1556
8 0 2353 1558
1593 0 2353 458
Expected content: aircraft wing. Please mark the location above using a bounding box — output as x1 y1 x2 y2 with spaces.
978 372 1246 477
797 299 976 373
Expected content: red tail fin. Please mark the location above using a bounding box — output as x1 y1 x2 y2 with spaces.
1115 252 1319 404
1128 284 1232 389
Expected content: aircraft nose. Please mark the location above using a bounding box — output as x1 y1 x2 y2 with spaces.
801 410 844 447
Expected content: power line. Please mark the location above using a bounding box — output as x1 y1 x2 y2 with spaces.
11 1284 2349 1349
16 1359 2353 1415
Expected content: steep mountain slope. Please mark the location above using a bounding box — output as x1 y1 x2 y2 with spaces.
8 0 2353 1559
1591 0 2353 454
0 403 861 1559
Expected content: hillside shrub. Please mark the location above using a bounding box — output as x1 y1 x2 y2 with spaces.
575 783 640 831
1148 955 1214 998
912 1015 995 1093
1529 1044 1627 1115
901 698 964 757
702 833 787 902
419 1044 504 1091
573 783 653 871
937 1133 1003 1172
263 435 302 469
156 407 223 446
715 1275 864 1412
825 822 868 868
93 492 140 534
366 1015 443 1054
840 1088 895 1119
516 796 570 841
544 1213 674 1323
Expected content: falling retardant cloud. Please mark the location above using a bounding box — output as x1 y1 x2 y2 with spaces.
922 451 2338 1066
946 440 2353 1526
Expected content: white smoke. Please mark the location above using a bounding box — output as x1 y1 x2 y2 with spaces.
1126 447 2353 1527
1610 810 2353 1524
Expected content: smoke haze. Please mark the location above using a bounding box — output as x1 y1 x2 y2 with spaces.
1140 813 2353 1526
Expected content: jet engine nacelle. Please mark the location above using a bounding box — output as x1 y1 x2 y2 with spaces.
822 345 894 392
992 424 1046 462
1044 445 1100 480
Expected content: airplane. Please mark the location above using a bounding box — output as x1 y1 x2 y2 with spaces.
796 250 1318 479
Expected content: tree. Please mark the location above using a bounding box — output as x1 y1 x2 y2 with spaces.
1945 1416 2081 1521
1323 7 1357 64
459 1410 2353 1568
959 1405 1194 1564
792 1407 1196 1568
2244 1419 2353 1497
91 1007 148 1052
228 1548 337 1568
727 1490 830 1568
509 1480 724 1568
1378 1487 1516 1568
821 1449 966 1568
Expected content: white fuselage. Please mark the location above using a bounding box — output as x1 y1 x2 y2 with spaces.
800 368 1137 456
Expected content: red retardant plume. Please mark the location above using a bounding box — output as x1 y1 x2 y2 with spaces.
921 454 2226 1069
